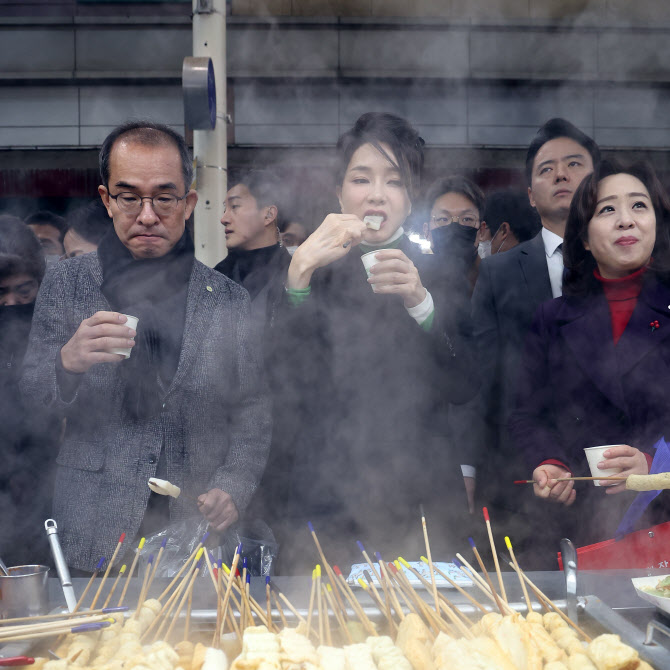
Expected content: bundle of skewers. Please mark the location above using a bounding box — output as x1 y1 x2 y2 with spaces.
0 500 655 670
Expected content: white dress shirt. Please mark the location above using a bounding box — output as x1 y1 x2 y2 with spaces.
542 227 564 298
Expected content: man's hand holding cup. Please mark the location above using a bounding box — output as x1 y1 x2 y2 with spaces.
60 311 137 373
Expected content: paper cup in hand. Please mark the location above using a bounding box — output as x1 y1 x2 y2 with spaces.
584 445 624 486
110 314 138 359
361 251 381 291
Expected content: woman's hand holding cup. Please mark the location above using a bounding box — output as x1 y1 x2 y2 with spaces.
599 444 649 494
287 214 367 289
366 249 427 308
532 463 576 506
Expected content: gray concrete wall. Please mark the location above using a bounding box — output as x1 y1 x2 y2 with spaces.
2 5 670 155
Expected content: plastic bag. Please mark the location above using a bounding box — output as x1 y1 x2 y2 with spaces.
139 516 278 579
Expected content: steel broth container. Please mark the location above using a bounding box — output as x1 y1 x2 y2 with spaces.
0 565 50 619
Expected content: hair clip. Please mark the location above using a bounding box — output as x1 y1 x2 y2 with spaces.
650 320 660 332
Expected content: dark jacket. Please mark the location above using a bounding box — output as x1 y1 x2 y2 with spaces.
272 238 478 570
467 231 553 515
509 273 670 553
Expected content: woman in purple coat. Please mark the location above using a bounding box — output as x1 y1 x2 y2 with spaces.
509 160 670 566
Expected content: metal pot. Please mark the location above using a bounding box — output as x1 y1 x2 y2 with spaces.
0 565 50 619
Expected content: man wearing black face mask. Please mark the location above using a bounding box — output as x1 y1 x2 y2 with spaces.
422 176 485 294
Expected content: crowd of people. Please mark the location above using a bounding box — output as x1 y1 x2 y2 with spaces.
3 111 669 574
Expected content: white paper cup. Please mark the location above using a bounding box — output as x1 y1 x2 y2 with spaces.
361 250 381 291
584 445 624 486
110 314 138 359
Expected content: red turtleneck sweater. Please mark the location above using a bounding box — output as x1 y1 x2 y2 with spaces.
594 265 647 345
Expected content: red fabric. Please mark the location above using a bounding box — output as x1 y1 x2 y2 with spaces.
594 266 646 344
539 458 572 475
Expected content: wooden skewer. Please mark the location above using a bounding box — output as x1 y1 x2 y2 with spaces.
384 566 442 638
221 562 268 627
316 566 324 646
306 567 317 640
396 560 473 632
72 556 105 614
373 551 397 628
212 558 223 647
332 565 377 637
419 556 488 613
143 548 203 643
514 476 626 484
307 522 349 622
0 613 111 638
158 531 209 602
218 547 242 641
145 537 168 596
504 559 592 641
321 584 333 646
164 558 201 643
387 564 436 628
102 564 126 609
151 551 203 643
0 621 111 644
324 583 352 644
363 570 397 634
468 539 505 615
118 537 145 607
91 533 125 610
184 576 194 642
0 605 127 626
272 591 288 629
265 577 274 633
420 504 441 616
504 537 533 614
454 554 514 615
483 508 508 604
132 554 154 619
376 556 404 621
269 581 306 623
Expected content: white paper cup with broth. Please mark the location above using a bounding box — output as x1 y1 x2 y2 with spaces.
110 314 138 359
361 251 381 291
584 444 624 486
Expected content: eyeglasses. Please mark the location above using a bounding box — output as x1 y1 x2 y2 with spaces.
109 192 187 216
431 214 480 229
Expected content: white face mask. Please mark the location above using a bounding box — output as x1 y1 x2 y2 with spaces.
477 240 492 259
285 246 299 256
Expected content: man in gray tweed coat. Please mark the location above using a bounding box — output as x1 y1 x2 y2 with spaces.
21 121 271 572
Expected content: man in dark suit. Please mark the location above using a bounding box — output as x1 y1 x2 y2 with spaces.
21 121 271 572
467 119 600 535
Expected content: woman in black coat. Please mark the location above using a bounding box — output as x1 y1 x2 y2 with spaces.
509 160 670 566
273 113 478 570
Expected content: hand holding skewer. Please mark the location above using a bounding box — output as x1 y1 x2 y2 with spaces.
531 464 576 506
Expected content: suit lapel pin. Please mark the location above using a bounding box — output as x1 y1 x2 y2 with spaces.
650 320 660 332
206 286 213 292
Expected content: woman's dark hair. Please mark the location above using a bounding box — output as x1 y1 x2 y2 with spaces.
335 112 425 201
563 159 670 296
423 175 485 220
0 215 46 284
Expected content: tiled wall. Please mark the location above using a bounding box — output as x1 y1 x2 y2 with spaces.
2 10 670 151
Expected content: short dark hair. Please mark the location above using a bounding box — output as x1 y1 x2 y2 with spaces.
525 118 600 187
336 112 424 201
66 200 111 246
423 175 485 220
230 170 286 229
0 215 46 284
24 210 67 242
99 120 193 192
563 159 670 296
482 189 541 243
